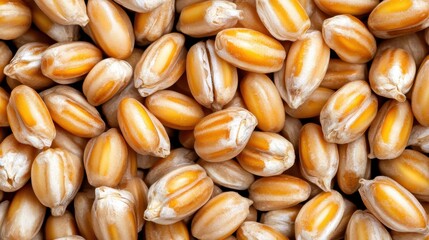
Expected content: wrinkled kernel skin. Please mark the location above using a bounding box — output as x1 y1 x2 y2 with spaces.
320 80 378 144
144 164 214 225
31 148 84 216
193 107 257 162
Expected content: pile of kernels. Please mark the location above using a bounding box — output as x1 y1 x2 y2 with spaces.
1 0 429 239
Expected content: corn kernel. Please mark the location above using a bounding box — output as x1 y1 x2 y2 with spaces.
91 186 137 240
134 0 175 45
42 86 106 138
177 1 243 38
0 0 31 40
4 42 55 90
320 80 378 144
369 48 416 101
256 0 310 41
285 87 334 119
194 107 257 162
233 0 271 36
7 85 56 149
0 184 46 240
51 124 88 160
412 56 429 126
187 40 238 110
295 191 345 240
0 87 9 127
299 123 339 191
198 158 255 190
246 205 258 222
323 14 376 64
145 148 197 186
280 114 302 152
378 33 428 66
74 190 96 240
368 100 413 159
87 0 134 59
408 124 429 153
31 148 83 216
134 32 186 97
27 1 79 42
119 146 138 182
337 135 371 194
390 231 429 240
145 90 205 130
145 220 190 240
237 131 294 176
249 174 311 211
176 0 206 12
191 192 253 240
320 59 368 90
124 47 144 69
0 41 12 82
84 128 128 188
44 211 79 240
41 41 103 84
329 199 357 239
101 81 143 128
83 58 132 106
118 177 148 232
12 27 54 48
6 73 22 89
240 73 285 131
359 176 429 233
215 28 286 73
144 164 214 224
297 0 316 15
275 30 330 109
210 184 224 200
260 205 302 238
34 0 88 26
346 210 391 239
0 134 37 192
379 149 429 197
118 97 170 157
223 90 247 110
237 221 288 240
314 0 379 15
113 0 168 13
368 0 429 39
